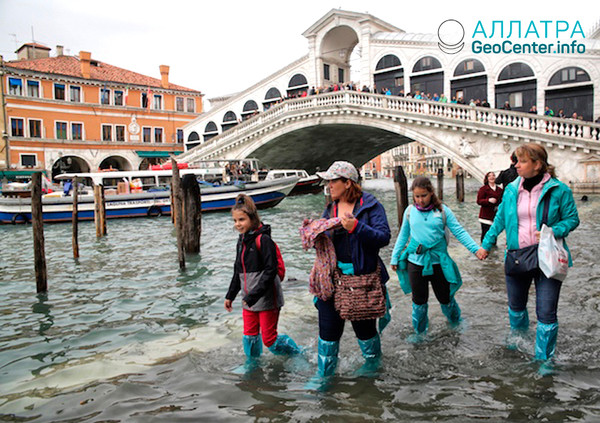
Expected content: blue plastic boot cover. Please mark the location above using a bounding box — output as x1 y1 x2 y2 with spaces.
243 334 263 358
317 337 340 377
357 335 382 359
535 321 559 360
440 297 461 324
412 303 429 334
268 334 302 355
508 307 529 331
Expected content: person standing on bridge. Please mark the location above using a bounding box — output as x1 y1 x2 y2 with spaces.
476 144 579 362
308 161 391 381
390 177 482 340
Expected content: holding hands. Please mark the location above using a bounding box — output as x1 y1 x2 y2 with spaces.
476 248 489 260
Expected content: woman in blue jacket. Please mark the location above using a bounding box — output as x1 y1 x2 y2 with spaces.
313 161 391 378
477 144 579 361
390 176 481 339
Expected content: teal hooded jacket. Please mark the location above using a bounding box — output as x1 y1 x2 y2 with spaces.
481 175 579 266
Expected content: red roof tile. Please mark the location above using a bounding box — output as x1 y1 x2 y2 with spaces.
5 55 202 94
16 43 51 52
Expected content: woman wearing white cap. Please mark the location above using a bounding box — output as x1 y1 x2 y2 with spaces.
311 161 391 379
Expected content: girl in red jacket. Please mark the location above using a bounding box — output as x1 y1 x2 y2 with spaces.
476 172 503 242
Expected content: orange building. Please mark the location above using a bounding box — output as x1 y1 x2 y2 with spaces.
1 43 203 180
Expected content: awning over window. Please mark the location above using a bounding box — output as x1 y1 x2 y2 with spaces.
0 170 47 179
135 151 182 158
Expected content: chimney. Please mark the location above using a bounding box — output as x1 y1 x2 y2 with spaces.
80 51 91 79
56 45 64 56
159 65 169 89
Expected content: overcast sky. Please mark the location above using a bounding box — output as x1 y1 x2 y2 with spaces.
0 0 596 108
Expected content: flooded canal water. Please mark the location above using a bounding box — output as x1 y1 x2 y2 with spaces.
1 179 599 422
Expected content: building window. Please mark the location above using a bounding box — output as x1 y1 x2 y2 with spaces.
56 121 68 139
153 94 162 110
338 68 344 83
101 125 112 141
509 92 523 108
29 119 42 138
464 60 474 71
176 97 184 112
561 68 577 82
177 129 184 144
54 83 66 100
8 77 22 95
115 125 125 142
101 88 110 105
154 128 163 143
11 118 24 137
114 90 124 106
70 86 81 102
72 123 83 140
141 92 149 108
21 154 37 167
27 80 40 97
186 98 195 113
143 127 152 143
323 64 330 80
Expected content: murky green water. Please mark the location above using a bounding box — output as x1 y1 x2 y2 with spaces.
1 179 599 422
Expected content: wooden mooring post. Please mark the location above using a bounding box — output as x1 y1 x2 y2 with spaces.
393 165 409 228
31 172 47 293
94 184 107 238
456 169 465 202
72 177 79 258
182 174 202 254
172 159 185 269
437 168 444 201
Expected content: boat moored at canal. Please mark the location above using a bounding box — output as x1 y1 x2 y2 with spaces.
0 169 298 224
265 169 322 195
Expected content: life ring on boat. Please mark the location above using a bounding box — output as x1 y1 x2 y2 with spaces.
147 205 162 217
11 213 29 224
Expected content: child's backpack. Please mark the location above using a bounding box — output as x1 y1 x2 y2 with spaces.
256 234 286 281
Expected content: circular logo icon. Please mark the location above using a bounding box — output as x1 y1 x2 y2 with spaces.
438 19 465 54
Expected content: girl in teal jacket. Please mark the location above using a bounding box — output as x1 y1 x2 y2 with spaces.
477 144 579 361
391 177 481 338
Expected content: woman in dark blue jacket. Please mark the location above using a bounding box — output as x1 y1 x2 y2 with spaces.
314 161 391 378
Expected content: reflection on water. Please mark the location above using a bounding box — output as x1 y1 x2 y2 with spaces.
1 178 599 421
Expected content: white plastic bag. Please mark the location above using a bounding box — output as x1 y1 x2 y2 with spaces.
538 224 568 281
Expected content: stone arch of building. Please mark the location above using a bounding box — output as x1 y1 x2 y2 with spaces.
98 155 133 171
51 155 91 180
373 53 403 95
319 25 359 85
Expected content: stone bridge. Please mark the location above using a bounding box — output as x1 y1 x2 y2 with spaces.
177 91 600 185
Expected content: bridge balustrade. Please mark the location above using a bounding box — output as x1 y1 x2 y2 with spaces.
182 91 600 162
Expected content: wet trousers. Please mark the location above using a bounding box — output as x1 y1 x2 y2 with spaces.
243 308 280 347
505 269 562 324
407 262 451 305
316 298 377 342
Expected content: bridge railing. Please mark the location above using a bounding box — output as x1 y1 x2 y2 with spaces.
182 91 600 161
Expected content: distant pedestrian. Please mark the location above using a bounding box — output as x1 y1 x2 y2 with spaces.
495 152 518 188
477 172 503 242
